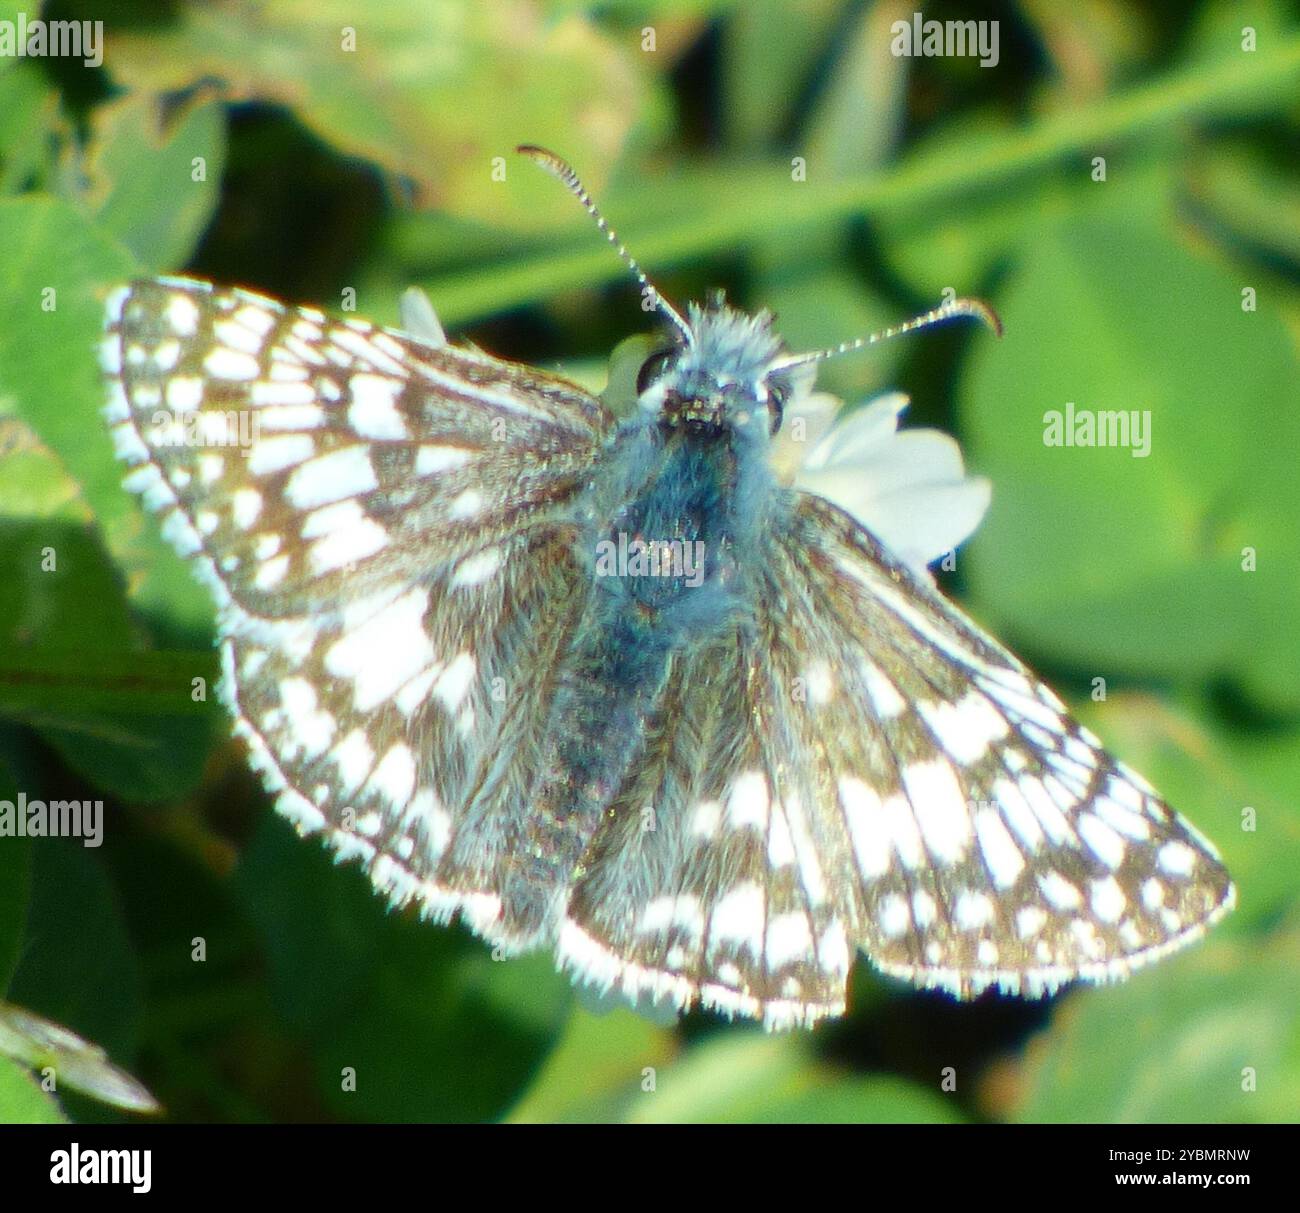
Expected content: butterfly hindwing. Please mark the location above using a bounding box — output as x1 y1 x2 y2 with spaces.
560 626 858 1028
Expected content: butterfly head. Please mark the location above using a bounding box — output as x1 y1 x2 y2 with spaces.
517 144 1002 441
633 291 812 438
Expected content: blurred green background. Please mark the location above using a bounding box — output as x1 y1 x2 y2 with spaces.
0 0 1297 1124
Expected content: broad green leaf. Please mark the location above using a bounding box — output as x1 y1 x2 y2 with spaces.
1011 922 1300 1122
0 415 216 801
0 64 59 196
0 198 220 795
961 208 1298 707
0 1053 66 1124
1215 728 1300 924
0 647 217 721
622 1032 967 1123
507 1005 677 1122
37 710 217 806
0 195 213 636
234 817 568 1122
739 1073 967 1123
76 92 226 271
0 416 93 523
102 0 648 229
0 517 134 654
877 112 1087 300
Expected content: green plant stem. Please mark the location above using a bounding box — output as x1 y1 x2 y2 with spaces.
424 36 1300 323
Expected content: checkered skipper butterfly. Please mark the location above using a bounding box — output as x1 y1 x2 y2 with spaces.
101 147 1233 1029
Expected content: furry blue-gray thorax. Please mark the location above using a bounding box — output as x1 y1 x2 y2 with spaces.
637 292 813 436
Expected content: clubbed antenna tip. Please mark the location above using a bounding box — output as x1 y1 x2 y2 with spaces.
516 145 692 345
773 296 1003 372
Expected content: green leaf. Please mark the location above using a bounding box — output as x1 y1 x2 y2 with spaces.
76 93 226 271
877 111 1067 299
0 64 59 196
234 818 568 1122
0 501 217 799
0 416 216 801
741 1073 967 1123
0 648 217 721
0 517 135 655
0 194 213 636
39 713 217 806
101 0 649 229
620 1032 967 1123
0 200 220 800
961 207 1298 706
506 1005 676 1122
0 1002 160 1114
0 1053 67 1124
1011 922 1300 1122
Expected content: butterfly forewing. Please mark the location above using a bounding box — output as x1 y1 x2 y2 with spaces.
104 277 611 928
780 496 1233 997
105 279 610 614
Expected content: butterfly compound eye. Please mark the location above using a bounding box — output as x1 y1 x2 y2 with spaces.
766 380 789 433
635 348 676 396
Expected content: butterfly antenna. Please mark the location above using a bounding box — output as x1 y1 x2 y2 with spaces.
772 297 1002 371
517 144 693 345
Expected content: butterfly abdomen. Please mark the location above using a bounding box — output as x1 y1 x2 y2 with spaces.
492 599 672 940
492 426 766 939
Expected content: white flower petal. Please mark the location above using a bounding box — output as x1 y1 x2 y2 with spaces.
804 391 910 471
846 429 969 494
845 477 992 572
770 391 840 482
786 390 991 571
